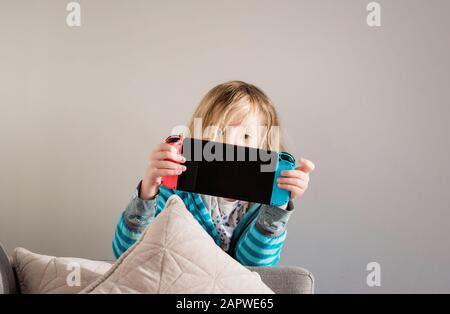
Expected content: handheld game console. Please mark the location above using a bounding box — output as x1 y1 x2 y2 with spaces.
160 135 295 207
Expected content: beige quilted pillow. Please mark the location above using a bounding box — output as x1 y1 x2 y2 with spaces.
12 247 112 294
82 194 274 294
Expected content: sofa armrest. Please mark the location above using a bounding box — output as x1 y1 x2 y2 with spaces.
246 266 314 294
0 242 18 294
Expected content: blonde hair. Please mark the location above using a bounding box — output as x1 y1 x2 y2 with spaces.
186 81 284 151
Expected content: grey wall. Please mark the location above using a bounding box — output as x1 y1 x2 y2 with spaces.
1 0 449 293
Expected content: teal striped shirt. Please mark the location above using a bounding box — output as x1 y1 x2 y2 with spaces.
112 182 294 266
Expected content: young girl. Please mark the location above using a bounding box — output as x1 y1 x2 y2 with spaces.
112 81 315 266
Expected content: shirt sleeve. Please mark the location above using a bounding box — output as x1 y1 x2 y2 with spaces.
234 202 294 266
255 201 294 237
111 180 159 259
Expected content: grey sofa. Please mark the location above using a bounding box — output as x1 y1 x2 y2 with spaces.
0 242 314 294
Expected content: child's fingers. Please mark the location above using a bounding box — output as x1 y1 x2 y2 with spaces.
298 158 315 174
153 160 186 171
153 151 186 163
277 177 307 190
153 168 184 177
157 142 179 154
277 183 304 199
281 169 309 181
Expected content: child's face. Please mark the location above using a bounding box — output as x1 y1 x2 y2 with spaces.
224 113 261 149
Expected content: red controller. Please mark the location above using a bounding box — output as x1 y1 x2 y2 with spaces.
161 134 184 190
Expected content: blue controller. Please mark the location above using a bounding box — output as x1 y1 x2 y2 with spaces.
270 152 296 207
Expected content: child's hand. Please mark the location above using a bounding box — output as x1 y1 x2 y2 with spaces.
277 157 315 202
140 142 187 200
